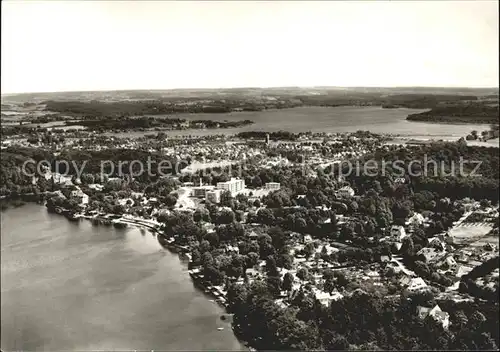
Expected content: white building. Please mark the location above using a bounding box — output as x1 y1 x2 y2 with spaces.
216 178 245 196
312 288 344 306
265 182 280 191
192 185 214 198
206 189 223 204
437 255 457 270
407 277 428 292
406 212 425 227
390 225 407 242
417 247 444 263
417 305 450 330
336 186 355 198
70 187 89 205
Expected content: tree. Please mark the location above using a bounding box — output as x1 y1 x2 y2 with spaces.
266 275 282 295
414 261 430 277
216 209 235 225
321 245 329 258
304 242 315 258
452 310 468 330
277 252 294 269
325 335 350 351
324 277 336 294
476 332 498 350
165 194 177 208
468 311 487 328
266 256 279 277
257 208 275 225
400 237 415 257
334 271 349 288
295 217 307 232
112 204 125 215
220 190 233 207
268 226 287 250
297 268 309 281
283 272 294 292
202 252 214 268
246 252 260 267
191 248 201 266
226 283 248 313
330 212 338 233
480 199 491 208
204 265 225 285
252 175 263 188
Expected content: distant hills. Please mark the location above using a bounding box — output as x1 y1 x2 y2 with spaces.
2 86 498 104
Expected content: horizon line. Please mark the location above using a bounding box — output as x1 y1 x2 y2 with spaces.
2 85 499 97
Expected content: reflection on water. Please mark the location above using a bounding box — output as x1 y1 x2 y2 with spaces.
1 204 244 351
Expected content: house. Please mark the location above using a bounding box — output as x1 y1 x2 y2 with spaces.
312 288 344 306
118 198 135 207
407 277 428 291
245 268 262 281
390 226 407 241
380 255 392 263
225 244 239 253
206 189 223 204
483 242 496 251
438 233 455 245
336 186 355 198
265 182 280 191
393 242 403 252
417 305 450 330
301 234 313 244
417 247 444 263
456 265 473 278
316 244 339 256
192 186 214 198
428 237 445 251
406 212 425 227
247 230 259 239
437 255 457 270
70 187 89 205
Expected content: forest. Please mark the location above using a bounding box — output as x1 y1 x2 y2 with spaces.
407 104 499 124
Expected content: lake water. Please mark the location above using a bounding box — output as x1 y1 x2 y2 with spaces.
106 106 492 140
1 204 244 351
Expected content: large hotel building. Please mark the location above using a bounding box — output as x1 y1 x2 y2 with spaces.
216 178 245 196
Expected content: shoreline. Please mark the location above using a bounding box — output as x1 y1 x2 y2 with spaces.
406 118 498 126
2 202 252 350
37 205 249 346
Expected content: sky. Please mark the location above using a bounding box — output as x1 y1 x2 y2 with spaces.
1 1 498 94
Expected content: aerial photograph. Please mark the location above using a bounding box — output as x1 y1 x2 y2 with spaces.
1 1 499 351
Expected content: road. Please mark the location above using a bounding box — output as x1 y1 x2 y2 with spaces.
391 256 416 277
